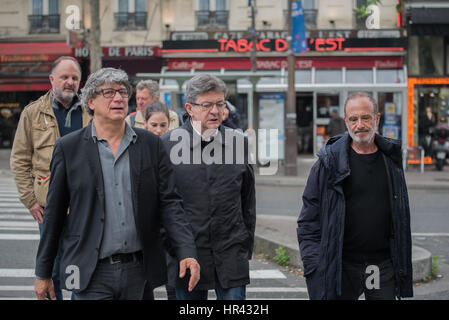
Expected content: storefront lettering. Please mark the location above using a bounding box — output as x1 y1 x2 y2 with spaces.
217 39 287 52
74 46 155 58
310 38 345 51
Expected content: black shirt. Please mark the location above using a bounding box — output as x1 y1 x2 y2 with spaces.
342 148 392 263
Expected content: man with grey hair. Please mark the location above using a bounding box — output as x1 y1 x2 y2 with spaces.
10 56 91 300
126 79 179 130
297 91 412 300
161 73 256 300
34 67 200 300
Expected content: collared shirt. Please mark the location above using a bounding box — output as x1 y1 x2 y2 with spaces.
91 122 142 259
50 93 83 136
190 120 218 142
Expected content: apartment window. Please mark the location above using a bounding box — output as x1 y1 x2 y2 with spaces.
29 0 60 34
196 0 228 29
115 0 147 30
284 0 316 30
354 0 368 29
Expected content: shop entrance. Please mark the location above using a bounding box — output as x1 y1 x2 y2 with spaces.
415 84 449 155
296 93 313 154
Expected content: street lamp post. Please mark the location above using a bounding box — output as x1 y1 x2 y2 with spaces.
285 0 298 176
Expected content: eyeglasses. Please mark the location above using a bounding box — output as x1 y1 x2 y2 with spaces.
97 88 129 99
191 101 227 110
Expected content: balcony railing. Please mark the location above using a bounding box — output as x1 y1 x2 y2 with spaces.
354 10 367 29
283 9 317 30
114 12 147 30
196 10 229 29
28 15 60 34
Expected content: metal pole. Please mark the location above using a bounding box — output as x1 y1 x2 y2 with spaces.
285 0 298 176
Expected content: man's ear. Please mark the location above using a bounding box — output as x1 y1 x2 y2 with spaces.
49 74 54 86
185 103 194 117
376 112 381 126
87 98 95 113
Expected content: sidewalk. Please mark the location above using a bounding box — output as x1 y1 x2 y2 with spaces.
255 155 449 190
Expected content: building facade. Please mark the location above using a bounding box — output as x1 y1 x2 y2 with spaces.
404 0 449 164
1 0 409 157
158 0 407 156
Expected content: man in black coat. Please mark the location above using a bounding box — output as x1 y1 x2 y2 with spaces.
34 68 200 300
297 92 413 300
161 74 256 300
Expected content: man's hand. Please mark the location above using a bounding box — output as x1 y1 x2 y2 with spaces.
35 278 56 300
179 258 200 292
29 203 44 224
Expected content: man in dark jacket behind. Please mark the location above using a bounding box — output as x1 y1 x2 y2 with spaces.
297 91 413 300
161 74 256 300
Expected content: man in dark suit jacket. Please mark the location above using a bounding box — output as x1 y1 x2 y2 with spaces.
34 68 200 300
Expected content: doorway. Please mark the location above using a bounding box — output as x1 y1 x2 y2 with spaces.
296 93 313 154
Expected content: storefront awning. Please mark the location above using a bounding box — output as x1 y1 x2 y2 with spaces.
409 8 449 35
0 41 72 91
0 41 72 62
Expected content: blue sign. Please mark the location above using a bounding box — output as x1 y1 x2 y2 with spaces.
291 1 308 54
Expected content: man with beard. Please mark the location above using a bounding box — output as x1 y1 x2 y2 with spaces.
10 56 90 300
297 92 413 300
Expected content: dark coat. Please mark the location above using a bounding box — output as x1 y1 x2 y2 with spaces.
161 120 256 290
297 133 413 299
35 124 197 293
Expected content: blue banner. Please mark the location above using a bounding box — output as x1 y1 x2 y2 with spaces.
291 1 308 53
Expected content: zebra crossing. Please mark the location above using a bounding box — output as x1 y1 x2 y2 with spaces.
0 174 309 300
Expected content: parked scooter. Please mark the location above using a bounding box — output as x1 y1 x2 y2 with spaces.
432 123 449 171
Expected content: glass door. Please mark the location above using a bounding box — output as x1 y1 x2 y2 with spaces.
313 91 341 153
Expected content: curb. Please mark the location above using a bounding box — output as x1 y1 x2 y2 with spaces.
254 230 432 282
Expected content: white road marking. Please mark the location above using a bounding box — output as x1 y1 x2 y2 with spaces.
0 214 34 220
250 269 287 279
412 233 449 237
0 221 37 228
0 269 35 277
0 234 40 240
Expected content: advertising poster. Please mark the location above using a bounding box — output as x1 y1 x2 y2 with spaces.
258 93 285 161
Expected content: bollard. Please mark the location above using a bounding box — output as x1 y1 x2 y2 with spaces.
420 148 424 173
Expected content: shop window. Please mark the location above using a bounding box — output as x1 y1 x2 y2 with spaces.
29 0 60 34
446 38 449 75
377 69 404 84
378 92 402 141
115 0 147 30
316 92 340 152
409 36 444 76
294 70 312 84
196 0 228 29
346 69 373 84
315 69 342 84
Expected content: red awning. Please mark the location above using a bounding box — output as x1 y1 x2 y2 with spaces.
0 41 72 91
0 41 72 62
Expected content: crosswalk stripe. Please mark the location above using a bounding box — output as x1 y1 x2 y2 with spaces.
0 227 38 231
0 203 27 208
0 214 34 220
0 209 29 214
246 287 308 293
0 221 37 228
0 269 35 277
0 285 35 291
0 234 40 240
250 269 286 279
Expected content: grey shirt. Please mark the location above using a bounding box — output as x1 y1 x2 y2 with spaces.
92 122 142 259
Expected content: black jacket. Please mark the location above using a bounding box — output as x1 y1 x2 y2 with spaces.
161 120 256 290
297 133 413 299
35 124 197 293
